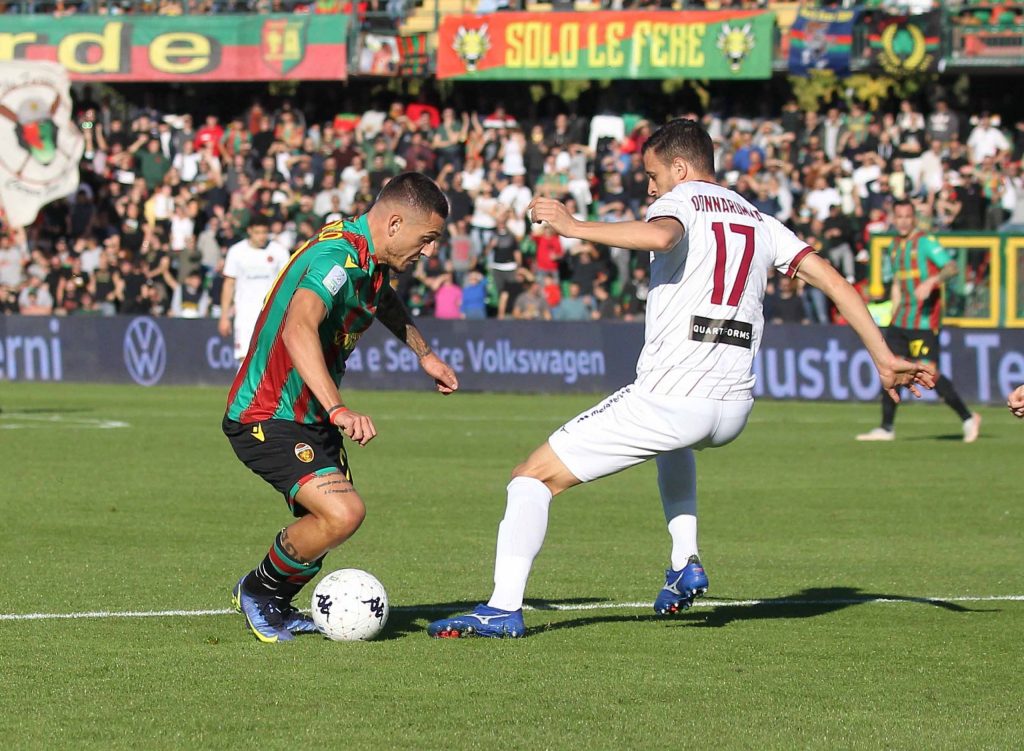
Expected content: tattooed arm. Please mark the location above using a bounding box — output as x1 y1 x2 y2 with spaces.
374 283 433 358
375 284 459 394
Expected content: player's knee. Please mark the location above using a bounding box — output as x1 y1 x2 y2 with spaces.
319 497 366 545
510 461 541 483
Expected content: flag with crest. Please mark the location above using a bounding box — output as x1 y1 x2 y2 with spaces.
0 62 83 228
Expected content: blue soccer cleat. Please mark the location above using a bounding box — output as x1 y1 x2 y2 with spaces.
231 577 294 643
277 603 319 635
654 555 709 615
427 604 526 639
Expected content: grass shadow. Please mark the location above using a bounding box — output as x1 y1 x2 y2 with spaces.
531 587 993 634
379 597 608 641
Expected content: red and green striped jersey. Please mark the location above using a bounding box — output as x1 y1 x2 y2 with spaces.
889 232 951 331
225 215 388 425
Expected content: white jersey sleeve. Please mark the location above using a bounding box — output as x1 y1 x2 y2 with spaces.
646 189 697 228
222 243 241 279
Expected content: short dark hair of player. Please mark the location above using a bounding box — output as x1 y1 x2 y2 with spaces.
248 215 271 229
642 119 715 176
892 198 915 213
377 172 450 221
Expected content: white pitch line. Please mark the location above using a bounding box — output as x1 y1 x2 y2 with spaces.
1 595 1022 622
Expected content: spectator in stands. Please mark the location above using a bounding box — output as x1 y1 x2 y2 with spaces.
620 264 649 321
967 113 1010 164
554 282 595 321
805 176 842 222
770 276 809 325
486 213 522 318
0 229 27 290
2 78 1020 330
512 276 552 321
927 100 959 146
460 270 488 320
433 272 463 320
18 273 54 316
591 283 619 320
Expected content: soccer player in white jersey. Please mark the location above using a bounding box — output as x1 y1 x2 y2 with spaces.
218 216 292 363
428 119 937 639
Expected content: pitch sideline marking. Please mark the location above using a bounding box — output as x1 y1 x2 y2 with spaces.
2 595 1022 622
0 413 130 430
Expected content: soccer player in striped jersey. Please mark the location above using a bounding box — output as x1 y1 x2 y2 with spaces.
428 119 936 639
856 199 981 443
224 172 459 643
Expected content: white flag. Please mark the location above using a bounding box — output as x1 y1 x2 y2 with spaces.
0 61 84 228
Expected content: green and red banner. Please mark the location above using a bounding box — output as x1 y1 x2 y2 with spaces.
437 10 774 80
0 14 348 82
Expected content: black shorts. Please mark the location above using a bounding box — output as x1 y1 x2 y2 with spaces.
222 416 352 516
885 326 940 364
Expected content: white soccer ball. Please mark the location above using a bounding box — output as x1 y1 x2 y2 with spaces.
311 568 389 641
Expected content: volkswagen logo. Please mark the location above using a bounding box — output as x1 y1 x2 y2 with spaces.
123 317 166 386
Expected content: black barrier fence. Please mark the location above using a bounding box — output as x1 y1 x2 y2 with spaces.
1 317 1022 404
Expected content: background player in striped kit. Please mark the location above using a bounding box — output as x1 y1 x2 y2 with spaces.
428 119 936 639
856 199 981 443
222 173 459 643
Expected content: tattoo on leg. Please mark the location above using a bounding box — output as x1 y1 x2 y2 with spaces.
279 528 313 564
314 478 349 491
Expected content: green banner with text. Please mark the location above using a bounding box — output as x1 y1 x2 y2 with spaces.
0 14 348 82
437 10 774 80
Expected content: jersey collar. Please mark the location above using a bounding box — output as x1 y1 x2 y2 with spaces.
354 214 377 260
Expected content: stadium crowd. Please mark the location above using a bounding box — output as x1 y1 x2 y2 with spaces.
1 89 1022 323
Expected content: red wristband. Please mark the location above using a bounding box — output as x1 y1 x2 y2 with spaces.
328 405 349 422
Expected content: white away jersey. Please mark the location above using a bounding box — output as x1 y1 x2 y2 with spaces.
223 239 291 317
635 180 812 399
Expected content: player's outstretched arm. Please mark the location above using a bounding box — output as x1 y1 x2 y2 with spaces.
796 253 936 402
527 197 682 252
1008 384 1024 419
375 285 459 394
283 289 376 445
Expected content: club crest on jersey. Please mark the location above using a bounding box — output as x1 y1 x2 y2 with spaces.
322 264 347 296
294 443 315 463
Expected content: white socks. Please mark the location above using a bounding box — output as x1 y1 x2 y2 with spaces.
666 515 698 571
488 476 552 612
657 448 699 570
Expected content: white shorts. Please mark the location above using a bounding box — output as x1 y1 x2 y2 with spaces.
233 315 257 360
547 384 754 483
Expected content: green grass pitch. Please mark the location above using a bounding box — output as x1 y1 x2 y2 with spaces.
1 383 1021 749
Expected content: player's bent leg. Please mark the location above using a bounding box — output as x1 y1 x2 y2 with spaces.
429 443 580 639
233 471 365 642
655 448 708 616
652 399 750 616
290 471 367 556
510 441 584 496
279 473 366 634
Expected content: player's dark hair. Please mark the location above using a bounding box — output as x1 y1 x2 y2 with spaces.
642 119 715 176
892 198 915 212
248 215 271 229
377 172 449 220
